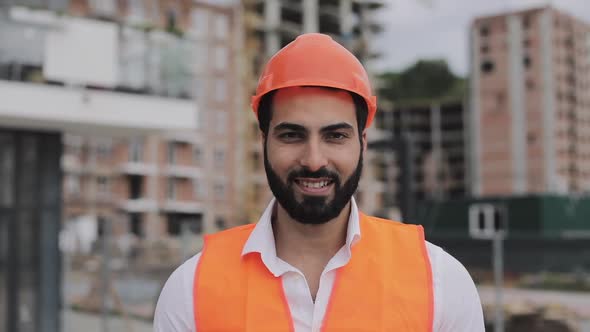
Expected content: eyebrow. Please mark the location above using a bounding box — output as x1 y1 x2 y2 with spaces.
273 123 307 133
272 122 355 134
320 123 354 133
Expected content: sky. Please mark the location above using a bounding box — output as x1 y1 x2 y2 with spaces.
374 0 590 76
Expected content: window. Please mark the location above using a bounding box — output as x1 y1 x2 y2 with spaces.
168 143 176 164
480 25 490 37
167 179 176 200
526 79 535 90
523 38 531 48
65 175 81 197
166 4 180 31
523 16 530 29
190 8 209 38
193 146 204 166
214 78 227 102
120 27 147 90
214 13 229 40
215 111 228 134
129 175 142 199
49 0 69 11
167 215 203 236
97 176 110 196
96 140 112 159
130 213 143 237
129 139 143 162
527 131 537 144
0 134 14 206
214 46 228 71
214 182 225 200
193 42 207 74
126 0 147 24
193 76 205 102
214 149 225 169
523 55 532 68
481 60 495 73
89 0 116 17
193 178 206 198
215 217 226 230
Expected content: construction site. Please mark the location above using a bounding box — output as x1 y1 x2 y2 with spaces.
1 1 590 332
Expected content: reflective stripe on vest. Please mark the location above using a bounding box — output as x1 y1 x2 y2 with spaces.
193 213 434 332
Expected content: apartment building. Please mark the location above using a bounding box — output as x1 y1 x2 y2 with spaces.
239 0 386 222
56 0 240 245
470 6 590 196
0 1 197 330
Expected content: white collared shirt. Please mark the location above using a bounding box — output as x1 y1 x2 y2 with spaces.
154 198 485 332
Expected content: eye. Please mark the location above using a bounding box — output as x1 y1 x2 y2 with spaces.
278 132 304 142
325 132 349 141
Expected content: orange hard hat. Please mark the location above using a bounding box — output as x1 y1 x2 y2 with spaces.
251 33 377 128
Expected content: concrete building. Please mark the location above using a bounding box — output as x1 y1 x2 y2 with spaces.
470 6 590 196
56 0 241 249
370 100 468 222
0 1 198 331
382 100 468 199
239 0 386 222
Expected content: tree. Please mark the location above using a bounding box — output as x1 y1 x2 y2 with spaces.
378 59 465 104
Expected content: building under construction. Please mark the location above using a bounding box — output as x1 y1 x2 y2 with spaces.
239 0 387 222
372 99 469 221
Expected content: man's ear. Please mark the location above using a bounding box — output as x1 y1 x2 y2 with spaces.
361 130 368 153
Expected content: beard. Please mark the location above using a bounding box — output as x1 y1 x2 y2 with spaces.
263 145 363 225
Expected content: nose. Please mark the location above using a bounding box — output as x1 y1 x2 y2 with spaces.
300 138 328 172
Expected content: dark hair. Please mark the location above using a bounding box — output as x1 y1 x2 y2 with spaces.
257 87 368 141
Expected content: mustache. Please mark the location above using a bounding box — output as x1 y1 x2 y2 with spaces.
287 167 340 185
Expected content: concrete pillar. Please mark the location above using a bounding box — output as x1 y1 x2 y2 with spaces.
264 0 281 56
469 26 482 196
540 10 557 192
430 104 443 199
339 0 353 48
507 15 527 194
146 135 160 239
303 0 318 33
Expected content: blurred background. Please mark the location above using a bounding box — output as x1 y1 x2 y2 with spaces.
0 0 589 331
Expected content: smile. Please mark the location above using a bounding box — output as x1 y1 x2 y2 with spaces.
294 178 334 194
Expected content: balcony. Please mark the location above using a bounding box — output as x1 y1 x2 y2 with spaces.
61 154 83 174
118 162 157 176
119 198 158 213
163 131 203 145
0 80 196 136
162 165 202 179
0 9 198 135
161 200 204 214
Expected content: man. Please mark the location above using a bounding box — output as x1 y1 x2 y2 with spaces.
154 33 484 331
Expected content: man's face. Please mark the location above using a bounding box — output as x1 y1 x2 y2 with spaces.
263 87 367 225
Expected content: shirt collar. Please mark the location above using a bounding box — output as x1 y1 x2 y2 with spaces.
241 197 362 275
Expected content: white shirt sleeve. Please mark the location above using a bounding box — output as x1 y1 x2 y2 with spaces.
427 243 485 332
153 253 201 332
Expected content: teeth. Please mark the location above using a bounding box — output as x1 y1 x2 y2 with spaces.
301 180 329 188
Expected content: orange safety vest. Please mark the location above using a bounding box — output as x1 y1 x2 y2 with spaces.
193 213 434 331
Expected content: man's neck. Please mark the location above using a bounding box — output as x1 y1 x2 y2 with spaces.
273 202 351 262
